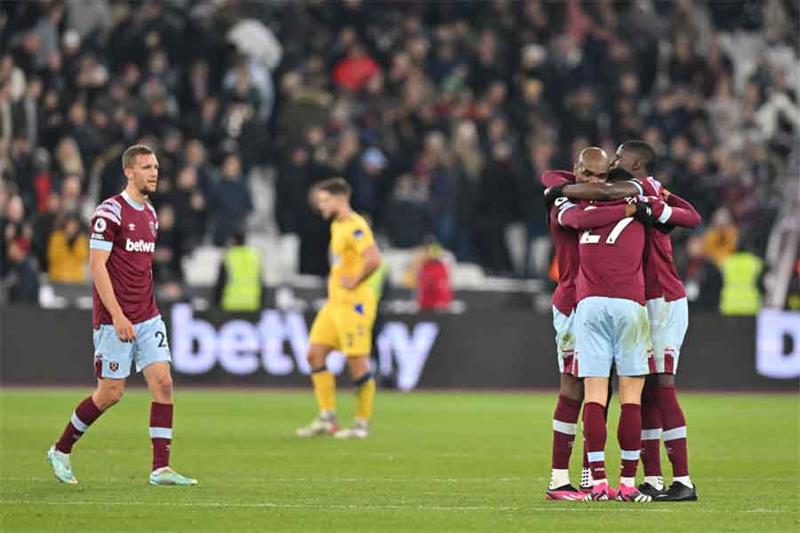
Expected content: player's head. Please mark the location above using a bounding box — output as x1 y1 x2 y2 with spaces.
312 177 351 220
610 140 656 178
573 147 608 184
122 144 158 195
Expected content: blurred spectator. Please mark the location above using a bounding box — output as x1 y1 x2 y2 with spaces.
681 236 723 311
46 213 88 283
719 238 764 316
213 232 264 312
703 207 739 266
210 154 252 247
153 204 186 285
415 240 453 311
1 195 38 302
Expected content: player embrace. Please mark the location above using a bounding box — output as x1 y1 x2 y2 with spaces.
47 145 196 486
550 140 701 502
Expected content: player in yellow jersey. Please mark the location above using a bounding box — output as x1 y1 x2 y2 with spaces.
296 178 382 439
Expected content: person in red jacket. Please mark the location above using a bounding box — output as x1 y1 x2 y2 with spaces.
332 44 380 92
417 240 452 310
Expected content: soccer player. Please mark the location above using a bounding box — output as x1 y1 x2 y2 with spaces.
542 147 641 500
46 144 197 486
555 181 655 502
296 178 382 439
609 141 701 501
552 140 701 501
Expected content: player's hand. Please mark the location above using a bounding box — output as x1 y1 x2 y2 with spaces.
112 314 136 343
340 275 359 290
633 202 656 227
661 188 672 200
543 185 565 206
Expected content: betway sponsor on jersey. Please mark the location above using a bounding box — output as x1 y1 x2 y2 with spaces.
125 238 156 253
170 304 439 391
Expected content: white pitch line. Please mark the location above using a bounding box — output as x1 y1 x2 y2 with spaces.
0 500 788 514
1 476 539 483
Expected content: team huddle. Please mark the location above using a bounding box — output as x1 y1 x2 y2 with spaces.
543 141 701 502
45 141 699 503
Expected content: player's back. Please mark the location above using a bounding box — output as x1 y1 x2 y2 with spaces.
89 192 159 327
637 177 686 301
327 211 377 305
576 200 646 305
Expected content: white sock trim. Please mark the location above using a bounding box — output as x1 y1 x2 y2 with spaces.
587 451 605 463
621 449 641 461
673 475 693 488
552 419 578 435
641 428 662 440
70 412 89 433
149 427 173 439
663 426 687 441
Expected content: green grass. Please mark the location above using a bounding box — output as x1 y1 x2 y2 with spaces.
1 389 798 532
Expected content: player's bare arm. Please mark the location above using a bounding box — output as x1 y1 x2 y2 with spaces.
560 181 641 202
340 244 382 290
89 248 135 342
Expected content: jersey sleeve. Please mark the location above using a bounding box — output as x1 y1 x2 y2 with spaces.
351 218 376 253
89 199 122 251
651 195 701 229
541 170 574 188
556 199 629 230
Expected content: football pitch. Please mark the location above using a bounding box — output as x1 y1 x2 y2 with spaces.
1 389 798 532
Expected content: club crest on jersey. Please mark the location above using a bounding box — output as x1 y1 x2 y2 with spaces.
353 229 364 239
149 221 157 237
109 361 119 372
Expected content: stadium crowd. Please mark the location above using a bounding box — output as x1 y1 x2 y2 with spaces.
1 1 798 308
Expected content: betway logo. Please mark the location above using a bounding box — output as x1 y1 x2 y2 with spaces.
170 304 439 391
125 238 155 253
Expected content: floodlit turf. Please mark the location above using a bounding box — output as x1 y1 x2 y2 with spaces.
1 389 798 532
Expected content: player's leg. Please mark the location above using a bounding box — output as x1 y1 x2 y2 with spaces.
651 298 696 501
547 307 585 499
613 300 652 502
582 377 613 500
655 373 697 501
297 304 340 437
135 316 196 486
547 373 584 499
641 298 665 495
47 325 131 484
574 297 615 501
334 300 377 439
639 374 664 496
334 355 374 439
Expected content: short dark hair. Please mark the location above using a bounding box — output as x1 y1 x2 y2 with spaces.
122 144 155 169
314 177 351 197
621 140 656 174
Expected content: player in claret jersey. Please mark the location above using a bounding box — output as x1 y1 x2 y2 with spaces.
542 147 642 500
554 173 656 503
609 141 700 501
46 145 197 486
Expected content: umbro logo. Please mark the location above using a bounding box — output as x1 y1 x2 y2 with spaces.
128 223 136 231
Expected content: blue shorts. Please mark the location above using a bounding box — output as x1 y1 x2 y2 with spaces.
574 296 652 378
646 297 688 374
552 307 577 376
93 315 171 379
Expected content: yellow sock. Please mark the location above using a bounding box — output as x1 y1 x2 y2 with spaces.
355 373 376 422
311 370 336 414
